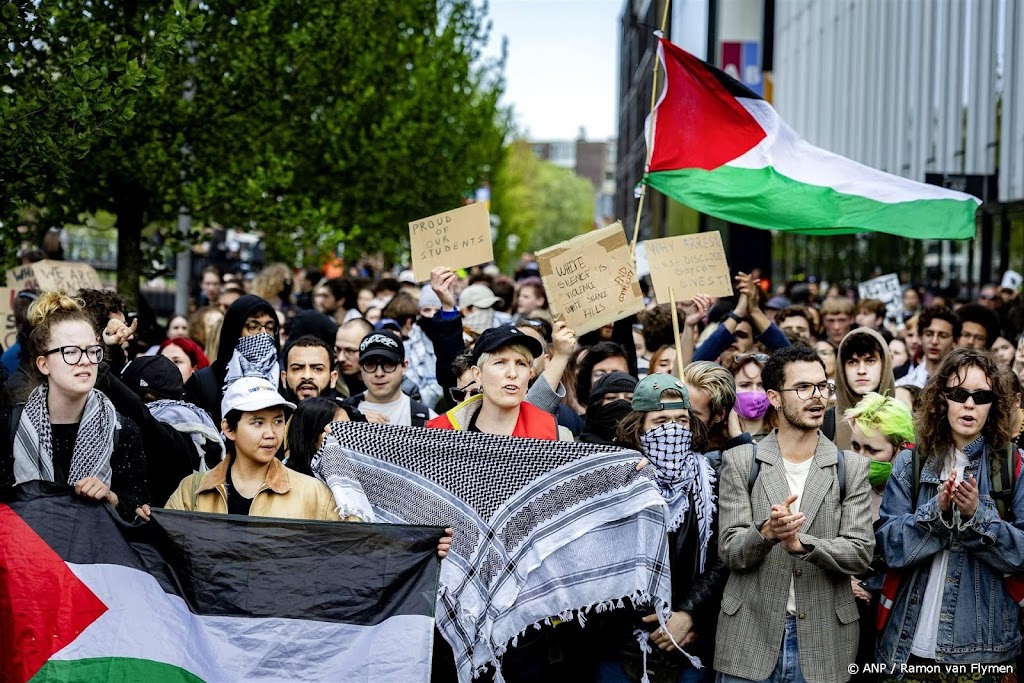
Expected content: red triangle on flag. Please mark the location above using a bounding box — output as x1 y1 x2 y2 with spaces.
649 39 767 173
0 503 108 683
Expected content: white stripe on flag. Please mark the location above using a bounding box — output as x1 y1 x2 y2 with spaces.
728 99 981 207
54 563 434 682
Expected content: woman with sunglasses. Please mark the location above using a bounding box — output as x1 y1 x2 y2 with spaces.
876 348 1023 678
1 291 148 520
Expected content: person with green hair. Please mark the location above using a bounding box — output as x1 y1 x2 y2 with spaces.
842 391 915 683
844 392 915 519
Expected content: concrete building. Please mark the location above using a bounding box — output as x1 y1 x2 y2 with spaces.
616 0 1024 291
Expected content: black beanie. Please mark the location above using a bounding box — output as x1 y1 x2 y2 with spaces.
589 371 639 404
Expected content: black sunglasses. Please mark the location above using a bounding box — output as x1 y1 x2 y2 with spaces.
449 383 479 403
944 387 996 405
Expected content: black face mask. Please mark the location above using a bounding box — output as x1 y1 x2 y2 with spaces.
582 399 633 443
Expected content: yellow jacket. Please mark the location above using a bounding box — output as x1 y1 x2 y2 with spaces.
165 456 347 521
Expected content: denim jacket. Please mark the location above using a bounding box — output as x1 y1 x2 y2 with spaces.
876 438 1024 668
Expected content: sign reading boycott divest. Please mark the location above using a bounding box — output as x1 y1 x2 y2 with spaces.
536 222 644 336
858 273 904 324
645 231 733 303
409 203 493 282
6 260 102 294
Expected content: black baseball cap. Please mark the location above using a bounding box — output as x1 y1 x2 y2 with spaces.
121 355 184 401
358 330 405 364
470 324 544 364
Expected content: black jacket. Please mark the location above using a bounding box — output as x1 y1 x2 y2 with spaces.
596 485 729 672
185 294 276 424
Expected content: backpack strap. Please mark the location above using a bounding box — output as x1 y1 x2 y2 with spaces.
821 406 836 442
747 442 760 494
748 442 846 502
990 443 1020 522
8 403 24 455
409 399 430 428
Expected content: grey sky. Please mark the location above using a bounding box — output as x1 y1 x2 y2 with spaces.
484 0 621 142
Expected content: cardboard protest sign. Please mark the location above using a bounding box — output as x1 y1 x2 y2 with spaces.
645 231 733 303
409 203 493 282
858 273 904 324
6 260 102 294
536 222 644 336
0 288 16 352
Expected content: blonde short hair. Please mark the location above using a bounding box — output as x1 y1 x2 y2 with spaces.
475 344 534 369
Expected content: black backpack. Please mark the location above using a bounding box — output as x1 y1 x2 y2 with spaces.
747 441 847 501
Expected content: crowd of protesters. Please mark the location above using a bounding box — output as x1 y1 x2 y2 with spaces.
2 250 1024 683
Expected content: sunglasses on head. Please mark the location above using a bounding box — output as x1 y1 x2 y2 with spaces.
944 387 996 405
734 353 769 364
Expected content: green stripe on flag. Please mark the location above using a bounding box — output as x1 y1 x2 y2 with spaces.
30 657 205 683
646 165 977 240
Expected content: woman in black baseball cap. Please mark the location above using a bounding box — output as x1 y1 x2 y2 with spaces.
427 324 571 440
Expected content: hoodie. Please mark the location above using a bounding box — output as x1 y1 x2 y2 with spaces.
834 326 895 450
184 294 277 424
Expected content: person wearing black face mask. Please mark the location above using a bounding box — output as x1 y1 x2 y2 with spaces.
578 371 638 444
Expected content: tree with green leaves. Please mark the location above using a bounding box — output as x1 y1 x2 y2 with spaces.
3 1 506 307
491 140 595 270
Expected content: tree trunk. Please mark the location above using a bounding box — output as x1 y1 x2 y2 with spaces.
113 185 146 311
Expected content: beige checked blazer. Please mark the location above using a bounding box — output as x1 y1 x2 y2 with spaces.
714 432 874 683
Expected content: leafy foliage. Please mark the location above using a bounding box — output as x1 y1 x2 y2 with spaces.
2 1 507 306
491 140 594 270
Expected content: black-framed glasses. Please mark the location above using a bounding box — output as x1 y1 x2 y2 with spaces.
44 345 104 365
734 353 769 364
449 382 480 403
778 382 835 400
244 319 279 335
360 360 399 374
944 387 996 405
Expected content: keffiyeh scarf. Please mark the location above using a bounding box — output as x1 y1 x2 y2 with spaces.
147 399 225 470
315 421 674 683
310 432 375 522
222 333 279 390
639 423 716 572
13 384 117 487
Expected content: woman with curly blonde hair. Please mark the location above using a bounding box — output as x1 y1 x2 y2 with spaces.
250 263 293 311
1 291 149 520
876 348 1023 678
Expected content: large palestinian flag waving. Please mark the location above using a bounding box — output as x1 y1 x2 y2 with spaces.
0 482 441 683
645 38 980 239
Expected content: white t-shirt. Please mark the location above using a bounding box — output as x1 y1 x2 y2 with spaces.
911 448 969 658
357 394 437 426
784 456 814 615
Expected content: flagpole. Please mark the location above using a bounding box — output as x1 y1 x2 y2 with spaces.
670 287 685 380
630 0 672 260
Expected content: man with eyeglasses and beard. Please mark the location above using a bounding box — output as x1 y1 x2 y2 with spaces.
715 346 874 683
345 330 435 427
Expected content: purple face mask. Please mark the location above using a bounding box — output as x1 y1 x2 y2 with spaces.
735 391 770 420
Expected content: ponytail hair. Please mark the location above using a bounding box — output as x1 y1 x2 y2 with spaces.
26 291 94 377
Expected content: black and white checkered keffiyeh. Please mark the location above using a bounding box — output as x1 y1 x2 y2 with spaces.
640 423 716 572
13 384 117 487
318 420 674 683
222 332 279 390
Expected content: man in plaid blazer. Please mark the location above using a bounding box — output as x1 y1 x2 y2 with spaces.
715 346 874 683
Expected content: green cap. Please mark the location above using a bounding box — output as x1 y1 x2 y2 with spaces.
630 373 690 412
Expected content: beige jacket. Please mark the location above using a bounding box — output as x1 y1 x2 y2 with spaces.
165 457 345 521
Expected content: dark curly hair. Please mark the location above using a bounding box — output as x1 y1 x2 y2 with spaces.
762 345 825 393
915 348 1016 469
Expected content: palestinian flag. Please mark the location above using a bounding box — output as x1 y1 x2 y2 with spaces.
645 38 980 239
0 482 441 683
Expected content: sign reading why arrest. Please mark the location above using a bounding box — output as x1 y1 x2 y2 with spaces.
536 222 644 335
858 273 904 323
645 231 733 303
6 260 102 294
409 202 493 282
